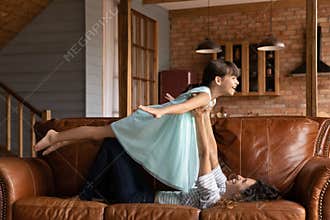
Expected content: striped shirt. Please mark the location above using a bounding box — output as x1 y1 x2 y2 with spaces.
155 169 227 209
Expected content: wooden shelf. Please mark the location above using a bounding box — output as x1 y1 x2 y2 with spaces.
289 72 330 77
234 92 280 97
216 42 280 96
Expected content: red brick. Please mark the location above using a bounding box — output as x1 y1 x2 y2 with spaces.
169 3 330 116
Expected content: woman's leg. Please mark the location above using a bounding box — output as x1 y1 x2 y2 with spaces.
79 138 154 203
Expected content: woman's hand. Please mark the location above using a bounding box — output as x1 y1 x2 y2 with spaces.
192 105 212 119
138 105 164 118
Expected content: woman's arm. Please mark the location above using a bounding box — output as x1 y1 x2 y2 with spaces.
203 113 220 168
139 92 210 118
194 108 212 176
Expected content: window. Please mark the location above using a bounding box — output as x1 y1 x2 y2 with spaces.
131 10 158 109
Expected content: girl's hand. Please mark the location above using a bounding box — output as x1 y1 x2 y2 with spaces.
40 140 74 156
138 105 163 118
164 93 175 101
34 129 74 155
34 129 58 152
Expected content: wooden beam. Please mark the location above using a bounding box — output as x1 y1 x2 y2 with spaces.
118 0 132 117
242 42 249 95
169 0 330 18
274 51 280 95
18 102 23 158
306 0 318 117
153 22 159 104
6 94 11 152
258 51 265 94
143 0 191 4
30 112 36 158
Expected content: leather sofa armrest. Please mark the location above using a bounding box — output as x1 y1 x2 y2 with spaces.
0 157 54 220
292 157 330 220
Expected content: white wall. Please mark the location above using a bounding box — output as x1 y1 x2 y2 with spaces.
85 0 170 117
85 0 104 117
0 0 85 155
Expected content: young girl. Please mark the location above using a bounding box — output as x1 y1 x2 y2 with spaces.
34 60 240 192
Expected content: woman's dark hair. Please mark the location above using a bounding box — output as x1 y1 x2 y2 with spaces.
214 180 280 209
201 60 240 87
239 180 280 202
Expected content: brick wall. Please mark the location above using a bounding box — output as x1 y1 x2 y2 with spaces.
169 1 330 116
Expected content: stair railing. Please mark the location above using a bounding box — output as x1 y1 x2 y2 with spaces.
0 81 51 158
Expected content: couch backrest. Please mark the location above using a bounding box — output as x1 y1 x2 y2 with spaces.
34 118 120 196
213 116 320 193
35 116 328 196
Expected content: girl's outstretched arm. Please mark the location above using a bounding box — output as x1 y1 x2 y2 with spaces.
34 125 115 155
139 92 210 118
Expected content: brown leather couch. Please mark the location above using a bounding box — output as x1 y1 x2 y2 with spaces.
0 116 329 220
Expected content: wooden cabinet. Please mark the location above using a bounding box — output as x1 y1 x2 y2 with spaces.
215 42 280 96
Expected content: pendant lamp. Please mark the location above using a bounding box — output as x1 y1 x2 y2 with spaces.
195 0 221 54
257 0 285 51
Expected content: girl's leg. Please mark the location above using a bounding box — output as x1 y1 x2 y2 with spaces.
79 138 154 203
34 125 116 154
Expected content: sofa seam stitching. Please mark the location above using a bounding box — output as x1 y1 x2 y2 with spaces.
318 177 330 220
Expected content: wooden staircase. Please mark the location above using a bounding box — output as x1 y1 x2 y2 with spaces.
0 0 51 49
0 82 51 158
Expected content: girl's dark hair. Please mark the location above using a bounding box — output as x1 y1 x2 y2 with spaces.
201 60 240 87
184 60 240 91
239 180 280 202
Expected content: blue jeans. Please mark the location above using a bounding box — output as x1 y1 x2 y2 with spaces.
79 138 155 203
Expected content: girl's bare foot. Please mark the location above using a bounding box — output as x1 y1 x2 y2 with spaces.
34 129 58 152
41 140 74 156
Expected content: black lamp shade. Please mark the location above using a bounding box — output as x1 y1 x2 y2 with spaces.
257 35 285 51
195 38 222 54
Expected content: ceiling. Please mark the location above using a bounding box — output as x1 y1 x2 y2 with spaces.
158 0 273 10
0 0 50 49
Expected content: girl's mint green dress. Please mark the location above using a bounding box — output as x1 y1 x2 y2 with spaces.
111 86 215 192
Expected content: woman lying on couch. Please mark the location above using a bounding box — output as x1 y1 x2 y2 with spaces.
35 108 280 209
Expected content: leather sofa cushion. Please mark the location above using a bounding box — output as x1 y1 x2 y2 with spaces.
105 204 200 220
201 200 305 220
13 197 106 220
34 118 118 196
214 117 319 192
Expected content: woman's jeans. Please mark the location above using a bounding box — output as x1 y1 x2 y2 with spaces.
79 138 155 203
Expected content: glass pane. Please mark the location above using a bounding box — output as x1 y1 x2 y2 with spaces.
233 44 242 92
132 14 136 44
132 80 137 108
249 44 258 92
217 45 226 61
141 18 145 47
141 49 145 78
141 81 145 105
132 47 136 77
148 21 154 49
149 51 155 103
265 51 275 92
136 47 140 77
